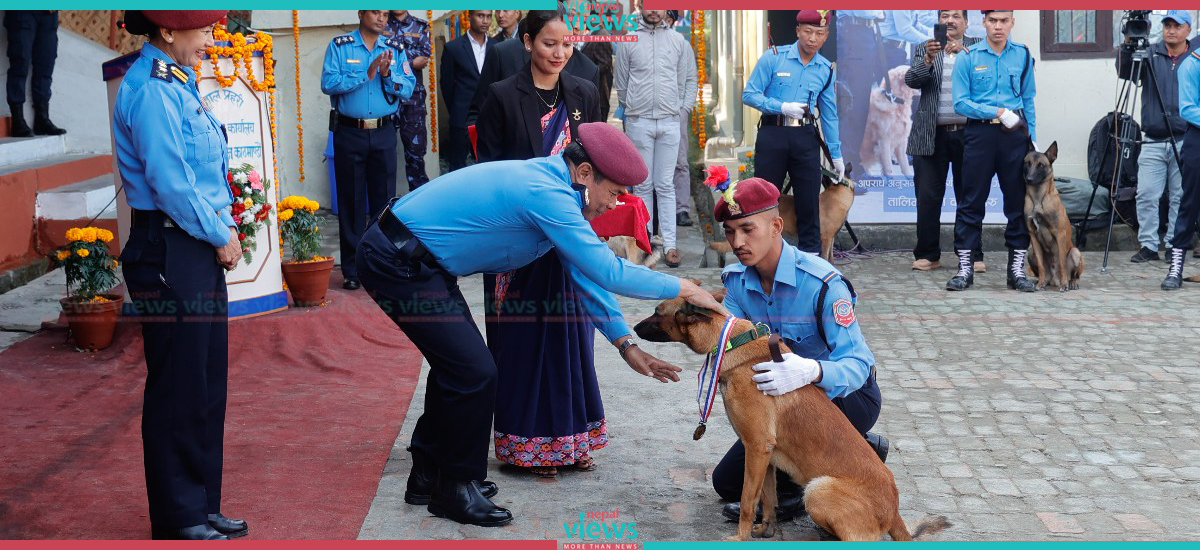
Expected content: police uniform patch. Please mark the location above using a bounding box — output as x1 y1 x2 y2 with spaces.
832 298 855 327
170 66 189 85
402 60 412 75
334 35 355 46
151 58 171 82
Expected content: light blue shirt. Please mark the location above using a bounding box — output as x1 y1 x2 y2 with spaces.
742 44 842 158
113 43 234 248
391 155 681 340
1178 52 1200 127
839 10 883 20
880 10 933 44
952 39 1038 141
720 243 875 399
321 30 416 119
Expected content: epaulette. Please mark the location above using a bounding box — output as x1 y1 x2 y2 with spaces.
333 34 355 46
151 58 188 85
720 261 747 285
795 252 840 285
1191 50 1200 62
386 35 405 51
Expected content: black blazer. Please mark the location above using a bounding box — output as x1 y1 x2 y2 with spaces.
439 33 495 128
475 66 602 162
467 37 600 125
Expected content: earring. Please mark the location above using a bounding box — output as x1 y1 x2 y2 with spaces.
167 37 173 43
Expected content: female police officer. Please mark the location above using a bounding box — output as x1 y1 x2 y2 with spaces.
115 10 247 540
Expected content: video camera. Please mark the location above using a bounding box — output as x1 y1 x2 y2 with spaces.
1121 10 1153 48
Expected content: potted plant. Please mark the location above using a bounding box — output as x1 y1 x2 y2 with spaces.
54 227 123 351
278 195 332 306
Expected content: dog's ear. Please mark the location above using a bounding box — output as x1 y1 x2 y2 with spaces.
711 288 727 303
1028 139 1036 153
1045 141 1058 165
676 302 714 325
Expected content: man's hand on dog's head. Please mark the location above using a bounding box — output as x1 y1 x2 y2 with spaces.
678 280 731 318
622 345 683 383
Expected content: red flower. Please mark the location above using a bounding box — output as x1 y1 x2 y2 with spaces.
227 172 234 183
704 165 730 188
232 203 245 216
231 185 242 198
238 232 246 241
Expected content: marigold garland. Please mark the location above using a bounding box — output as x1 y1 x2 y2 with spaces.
694 10 707 148
293 11 305 183
428 10 438 153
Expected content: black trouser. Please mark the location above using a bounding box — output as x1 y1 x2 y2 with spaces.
1170 125 1200 249
711 373 882 502
120 218 228 530
755 124 822 253
954 123 1030 253
446 125 471 171
4 11 57 105
913 126 982 263
333 120 398 280
357 222 495 482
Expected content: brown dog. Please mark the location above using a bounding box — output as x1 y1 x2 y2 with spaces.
606 235 662 268
709 171 855 262
1022 141 1084 291
633 291 949 541
859 66 916 177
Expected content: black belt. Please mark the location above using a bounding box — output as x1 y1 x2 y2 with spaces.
760 114 815 127
968 118 1003 126
377 206 439 268
337 113 395 130
131 209 178 229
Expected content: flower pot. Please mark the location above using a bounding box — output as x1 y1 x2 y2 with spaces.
281 257 334 306
59 294 124 351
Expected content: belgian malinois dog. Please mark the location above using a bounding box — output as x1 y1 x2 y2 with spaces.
1023 141 1084 291
633 289 950 541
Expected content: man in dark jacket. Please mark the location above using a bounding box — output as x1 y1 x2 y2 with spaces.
1119 10 1197 263
439 10 494 171
904 10 983 273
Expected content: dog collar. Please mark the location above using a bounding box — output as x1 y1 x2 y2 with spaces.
710 322 772 355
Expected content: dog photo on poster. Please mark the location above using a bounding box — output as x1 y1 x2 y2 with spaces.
836 10 1005 224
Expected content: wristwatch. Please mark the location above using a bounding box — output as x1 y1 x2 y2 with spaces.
618 339 638 358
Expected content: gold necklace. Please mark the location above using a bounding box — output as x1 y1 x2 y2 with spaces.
534 83 560 110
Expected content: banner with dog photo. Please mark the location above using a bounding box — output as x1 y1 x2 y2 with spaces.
836 10 1006 224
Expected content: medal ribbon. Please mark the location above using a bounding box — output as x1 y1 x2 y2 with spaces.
695 316 738 437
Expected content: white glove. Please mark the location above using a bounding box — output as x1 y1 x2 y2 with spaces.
832 158 846 180
998 108 1020 129
751 353 821 397
781 102 806 119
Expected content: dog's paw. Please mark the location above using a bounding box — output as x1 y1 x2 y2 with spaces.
752 521 777 538
725 534 748 542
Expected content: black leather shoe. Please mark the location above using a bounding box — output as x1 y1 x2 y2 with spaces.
677 211 694 227
1006 249 1036 292
207 513 248 538
151 524 229 540
1163 247 1186 290
428 479 513 527
946 250 974 291
404 448 496 504
343 278 361 290
721 490 805 522
1131 247 1160 263
865 432 890 463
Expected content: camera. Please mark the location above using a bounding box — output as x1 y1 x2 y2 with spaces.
1121 10 1153 46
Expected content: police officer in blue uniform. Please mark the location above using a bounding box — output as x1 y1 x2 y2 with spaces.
387 10 432 191
743 10 844 254
114 10 247 540
356 122 725 527
322 10 416 290
706 177 888 522
1163 47 1200 289
947 10 1036 292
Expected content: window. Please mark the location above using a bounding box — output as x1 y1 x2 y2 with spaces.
1040 10 1114 60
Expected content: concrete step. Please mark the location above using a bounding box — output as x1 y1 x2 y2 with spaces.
0 135 66 166
0 153 113 191
0 267 66 333
36 173 117 220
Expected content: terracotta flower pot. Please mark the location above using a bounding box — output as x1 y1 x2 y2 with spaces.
281 257 334 306
59 294 124 351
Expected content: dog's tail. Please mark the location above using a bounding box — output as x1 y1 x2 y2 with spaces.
900 515 952 541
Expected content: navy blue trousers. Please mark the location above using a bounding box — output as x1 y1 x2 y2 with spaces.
711 374 882 501
754 124 822 253
121 222 228 529
1170 125 1200 249
954 123 1030 252
357 223 495 481
4 11 58 105
333 123 397 279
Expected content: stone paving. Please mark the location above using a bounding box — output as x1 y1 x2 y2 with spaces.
357 223 1200 541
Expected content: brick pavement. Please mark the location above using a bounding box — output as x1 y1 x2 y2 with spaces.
358 230 1200 541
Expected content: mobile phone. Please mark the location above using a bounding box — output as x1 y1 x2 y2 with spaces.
934 23 948 48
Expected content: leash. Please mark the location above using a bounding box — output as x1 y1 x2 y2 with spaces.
694 316 738 441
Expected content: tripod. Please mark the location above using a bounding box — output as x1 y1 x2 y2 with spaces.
1081 41 1184 273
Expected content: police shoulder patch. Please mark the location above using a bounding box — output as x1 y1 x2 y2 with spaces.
151 58 171 82
832 298 855 327
334 34 355 46
1192 50 1200 62
387 36 404 51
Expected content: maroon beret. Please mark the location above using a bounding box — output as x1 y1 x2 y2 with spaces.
981 10 1012 15
714 177 781 223
142 10 228 30
796 10 832 27
576 122 648 188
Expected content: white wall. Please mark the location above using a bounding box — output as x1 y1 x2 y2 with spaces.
0 25 118 154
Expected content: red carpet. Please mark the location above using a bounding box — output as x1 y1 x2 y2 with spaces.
0 282 423 539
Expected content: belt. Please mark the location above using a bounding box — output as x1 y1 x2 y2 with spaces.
968 118 1003 125
131 209 178 229
376 206 439 269
844 16 878 28
938 123 966 132
761 114 814 127
337 113 394 130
